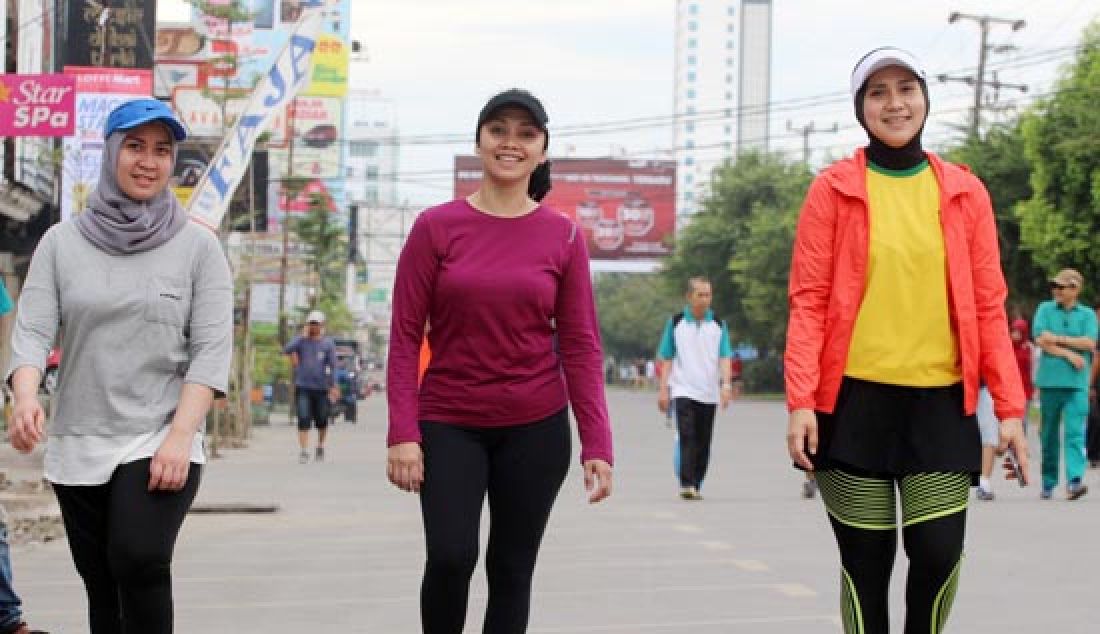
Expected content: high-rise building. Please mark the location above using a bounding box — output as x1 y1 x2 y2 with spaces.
344 91 399 208
738 0 772 155
673 0 772 219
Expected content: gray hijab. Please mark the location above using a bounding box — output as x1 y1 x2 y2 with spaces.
75 129 188 255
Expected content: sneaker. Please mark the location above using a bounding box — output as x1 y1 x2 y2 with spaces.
315 447 325 462
976 488 995 501
1068 482 1088 501
298 450 309 464
1090 460 1100 469
801 479 817 499
679 487 694 500
1040 487 1053 500
689 488 704 501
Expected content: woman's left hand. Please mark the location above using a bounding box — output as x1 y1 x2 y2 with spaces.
149 429 194 492
997 417 1030 486
583 459 613 504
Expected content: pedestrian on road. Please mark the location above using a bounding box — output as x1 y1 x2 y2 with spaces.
656 277 734 500
284 310 339 463
784 47 1028 634
1032 268 1096 499
6 97 233 634
385 88 613 634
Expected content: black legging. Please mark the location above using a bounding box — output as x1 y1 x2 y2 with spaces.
52 458 201 634
815 469 970 634
419 410 571 634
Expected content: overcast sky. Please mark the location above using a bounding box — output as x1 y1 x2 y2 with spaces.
160 0 1098 206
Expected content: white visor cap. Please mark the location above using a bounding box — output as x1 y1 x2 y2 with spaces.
850 47 926 99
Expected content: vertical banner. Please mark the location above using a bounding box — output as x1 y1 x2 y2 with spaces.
60 67 153 222
187 10 323 229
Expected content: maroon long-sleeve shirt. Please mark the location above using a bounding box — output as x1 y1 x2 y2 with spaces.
386 199 613 464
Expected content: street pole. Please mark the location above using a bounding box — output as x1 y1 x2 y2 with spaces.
946 12 1026 138
786 120 838 165
277 98 296 346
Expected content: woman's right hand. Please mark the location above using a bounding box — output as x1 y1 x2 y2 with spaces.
10 395 46 453
387 442 424 493
787 408 818 471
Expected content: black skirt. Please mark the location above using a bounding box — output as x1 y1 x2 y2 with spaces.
806 377 981 479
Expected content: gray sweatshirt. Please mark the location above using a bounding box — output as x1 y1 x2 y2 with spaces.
8 221 233 437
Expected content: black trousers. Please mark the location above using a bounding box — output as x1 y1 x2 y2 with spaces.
52 459 201 634
675 397 717 489
418 410 571 634
1087 396 1100 461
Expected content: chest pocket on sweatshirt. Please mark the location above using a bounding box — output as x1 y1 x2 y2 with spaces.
145 276 189 327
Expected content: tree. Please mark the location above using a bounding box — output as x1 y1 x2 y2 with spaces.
1016 22 1100 303
662 151 812 353
290 193 351 335
945 122 1046 311
593 272 680 361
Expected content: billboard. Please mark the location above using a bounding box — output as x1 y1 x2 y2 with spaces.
60 67 153 221
454 157 676 260
61 0 157 69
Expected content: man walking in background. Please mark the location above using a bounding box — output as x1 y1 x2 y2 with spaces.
1033 268 1097 500
285 310 339 463
657 277 734 500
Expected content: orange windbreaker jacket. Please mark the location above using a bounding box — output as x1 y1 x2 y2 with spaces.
784 148 1025 421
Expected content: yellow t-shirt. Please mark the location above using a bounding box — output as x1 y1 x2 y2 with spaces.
845 161 961 386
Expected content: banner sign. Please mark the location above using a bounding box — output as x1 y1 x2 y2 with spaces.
455 157 677 260
0 74 75 137
62 0 157 69
188 10 323 229
60 67 153 221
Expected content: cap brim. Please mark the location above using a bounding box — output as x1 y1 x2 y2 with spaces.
480 99 548 128
117 115 187 142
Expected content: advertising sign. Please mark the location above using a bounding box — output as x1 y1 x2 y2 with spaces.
454 157 676 260
62 0 157 69
0 74 75 137
60 67 153 221
187 10 323 229
268 96 342 179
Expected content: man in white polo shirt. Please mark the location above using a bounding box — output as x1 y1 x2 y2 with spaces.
657 277 735 500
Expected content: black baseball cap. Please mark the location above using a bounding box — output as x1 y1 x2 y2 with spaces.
476 89 549 132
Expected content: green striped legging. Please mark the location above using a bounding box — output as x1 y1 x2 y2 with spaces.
815 469 971 634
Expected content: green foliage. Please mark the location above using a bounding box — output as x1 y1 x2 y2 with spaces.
593 272 680 360
945 122 1046 311
1016 22 1100 303
662 151 812 354
742 356 784 393
291 193 347 311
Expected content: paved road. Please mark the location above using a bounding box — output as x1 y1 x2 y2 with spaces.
10 389 1098 633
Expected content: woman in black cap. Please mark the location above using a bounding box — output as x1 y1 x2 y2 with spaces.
784 48 1029 633
386 89 613 633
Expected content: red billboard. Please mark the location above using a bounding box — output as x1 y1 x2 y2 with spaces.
454 157 676 260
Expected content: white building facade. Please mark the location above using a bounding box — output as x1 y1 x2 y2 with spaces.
344 91 399 208
673 0 772 220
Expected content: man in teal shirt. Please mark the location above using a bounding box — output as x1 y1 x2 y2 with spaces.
1033 268 1098 500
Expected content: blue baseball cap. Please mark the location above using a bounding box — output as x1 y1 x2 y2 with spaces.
104 98 187 141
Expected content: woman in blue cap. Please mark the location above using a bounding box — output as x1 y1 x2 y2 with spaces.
7 97 233 633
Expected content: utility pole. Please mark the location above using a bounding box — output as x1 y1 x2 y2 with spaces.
786 120 838 165
941 12 1027 138
277 99 297 346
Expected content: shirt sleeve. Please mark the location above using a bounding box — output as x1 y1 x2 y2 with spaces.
656 318 676 360
555 228 613 465
6 229 60 385
1084 308 1098 342
183 232 234 397
325 340 337 388
719 321 733 358
283 337 301 355
386 213 438 447
1031 304 1049 339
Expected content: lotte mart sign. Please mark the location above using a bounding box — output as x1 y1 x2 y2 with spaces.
0 74 76 137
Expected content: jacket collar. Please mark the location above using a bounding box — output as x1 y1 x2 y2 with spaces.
823 147 973 203
682 306 714 324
